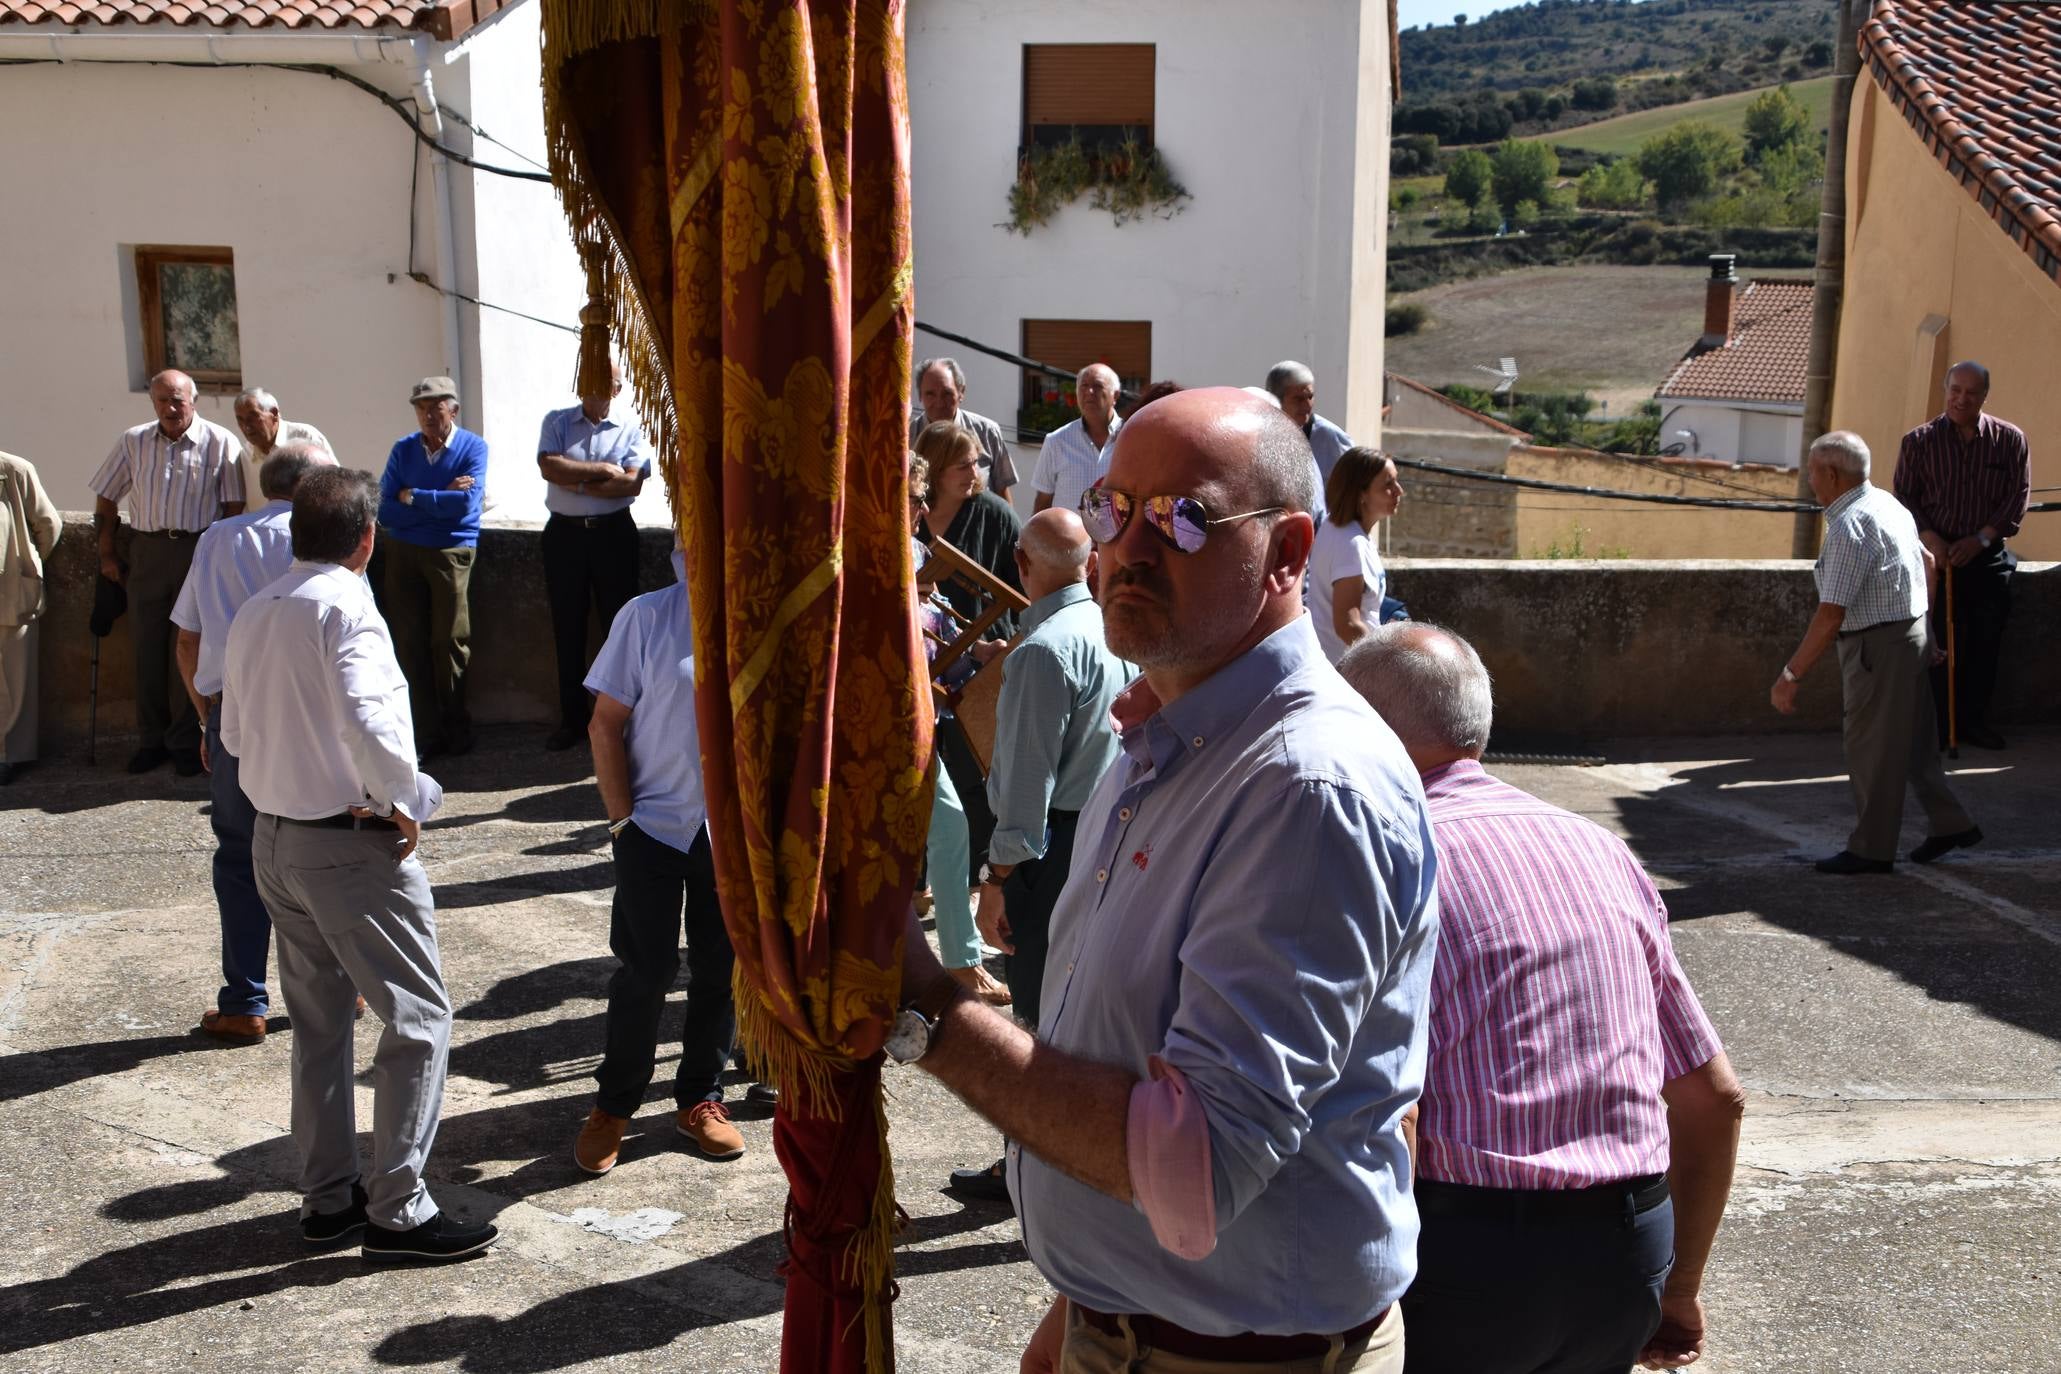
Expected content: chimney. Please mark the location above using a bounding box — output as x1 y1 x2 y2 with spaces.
1702 254 1738 348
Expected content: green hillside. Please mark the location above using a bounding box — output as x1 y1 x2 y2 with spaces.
1554 75 1835 157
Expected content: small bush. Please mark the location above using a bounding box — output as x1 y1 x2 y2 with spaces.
1385 302 1429 337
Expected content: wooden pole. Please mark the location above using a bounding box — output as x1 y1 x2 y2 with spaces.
1945 561 1959 759
1793 0 1863 558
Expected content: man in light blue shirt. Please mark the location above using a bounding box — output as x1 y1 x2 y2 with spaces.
171 441 334 1043
572 549 747 1174
1267 359 1354 509
896 388 1437 1372
538 362 653 751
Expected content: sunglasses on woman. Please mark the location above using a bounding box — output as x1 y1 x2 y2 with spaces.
1078 487 1284 554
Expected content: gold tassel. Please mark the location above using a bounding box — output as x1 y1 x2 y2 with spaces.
574 248 613 398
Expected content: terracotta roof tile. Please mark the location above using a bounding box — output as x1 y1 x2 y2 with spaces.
1860 1 2061 284
0 0 459 33
1655 280 1814 405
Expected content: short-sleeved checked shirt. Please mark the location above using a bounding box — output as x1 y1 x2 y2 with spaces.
1815 481 1928 632
91 417 245 533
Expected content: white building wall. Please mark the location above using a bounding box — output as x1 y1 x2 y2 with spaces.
906 0 1387 446
0 59 443 511
1661 400 1803 467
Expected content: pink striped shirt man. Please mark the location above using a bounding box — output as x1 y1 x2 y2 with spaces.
1419 758 1723 1189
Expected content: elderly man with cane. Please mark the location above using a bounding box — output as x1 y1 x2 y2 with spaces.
1772 431 1980 874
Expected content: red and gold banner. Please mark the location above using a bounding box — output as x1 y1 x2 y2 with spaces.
542 3 927 1368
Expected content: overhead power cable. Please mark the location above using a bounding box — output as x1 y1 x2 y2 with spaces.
1388 456 1820 513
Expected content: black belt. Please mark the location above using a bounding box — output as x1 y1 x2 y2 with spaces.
1838 616 1919 639
270 812 400 833
1416 1173 1669 1221
549 509 634 529
134 528 201 539
1074 1305 1389 1364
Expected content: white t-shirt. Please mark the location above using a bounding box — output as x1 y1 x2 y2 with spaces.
1308 518 1385 664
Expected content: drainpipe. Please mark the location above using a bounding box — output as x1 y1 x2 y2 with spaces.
1793 0 1863 557
411 41 466 406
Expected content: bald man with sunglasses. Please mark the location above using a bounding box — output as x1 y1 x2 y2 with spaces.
892 388 1439 1374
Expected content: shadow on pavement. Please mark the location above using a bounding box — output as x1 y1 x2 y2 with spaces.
0 1019 290 1105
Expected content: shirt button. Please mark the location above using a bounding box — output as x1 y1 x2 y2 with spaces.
1191 736 1205 748
1096 868 1108 883
1118 807 1132 821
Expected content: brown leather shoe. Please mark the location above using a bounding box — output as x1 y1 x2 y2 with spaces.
199 1010 266 1044
354 995 368 1020
574 1108 630 1175
677 1100 745 1160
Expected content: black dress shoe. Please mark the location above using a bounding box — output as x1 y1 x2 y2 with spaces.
1960 726 2007 751
544 726 583 752
362 1210 498 1263
1911 827 1984 865
126 746 171 774
745 1081 779 1106
1815 850 1894 875
172 749 205 778
0 761 14 786
947 1158 1014 1205
302 1183 369 1246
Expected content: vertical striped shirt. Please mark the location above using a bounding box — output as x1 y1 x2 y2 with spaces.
1030 414 1121 516
1892 412 2031 542
1418 759 1722 1190
91 417 245 533
1815 482 1928 632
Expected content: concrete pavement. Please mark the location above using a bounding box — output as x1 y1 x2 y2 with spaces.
2 726 2056 1372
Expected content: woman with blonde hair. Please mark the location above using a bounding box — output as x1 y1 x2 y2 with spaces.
1309 445 1404 663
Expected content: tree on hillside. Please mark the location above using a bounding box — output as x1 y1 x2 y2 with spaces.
1492 140 1559 216
1743 84 1811 162
1636 121 1743 211
1757 139 1824 198
1577 158 1647 210
1804 38 1834 68
1445 148 1495 207
1571 76 1618 112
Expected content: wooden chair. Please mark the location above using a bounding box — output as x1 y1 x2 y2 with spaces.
921 537 1028 776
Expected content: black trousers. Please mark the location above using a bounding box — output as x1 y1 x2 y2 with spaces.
126 531 200 753
595 823 736 1116
543 510 641 731
1929 542 2015 739
1402 1177 1675 1374
936 715 996 887
1000 810 1078 1031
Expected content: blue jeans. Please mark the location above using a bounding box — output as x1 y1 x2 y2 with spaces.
927 763 981 969
208 701 274 1016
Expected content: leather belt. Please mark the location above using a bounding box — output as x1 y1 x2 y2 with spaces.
1415 1173 1669 1221
1837 615 1919 639
272 812 400 833
134 528 201 539
1072 1305 1388 1363
549 510 634 529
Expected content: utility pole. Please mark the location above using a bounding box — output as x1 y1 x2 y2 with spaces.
1793 0 1864 557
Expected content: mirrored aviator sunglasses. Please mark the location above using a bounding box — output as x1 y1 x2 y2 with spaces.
1078 488 1283 554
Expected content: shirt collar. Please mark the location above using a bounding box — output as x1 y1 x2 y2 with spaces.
1823 482 1869 521
1419 756 1485 797
1113 616 1322 776
1018 580 1092 636
575 408 618 430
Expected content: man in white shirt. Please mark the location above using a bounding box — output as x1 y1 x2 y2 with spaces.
572 546 747 1175
1032 364 1123 516
172 441 335 1044
536 362 652 751
222 467 494 1263
911 356 1019 500
232 387 332 505
91 369 246 776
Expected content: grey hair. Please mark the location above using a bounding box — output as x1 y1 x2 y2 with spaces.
1946 360 1990 393
1249 406 1320 515
915 357 967 394
1264 360 1315 399
1809 430 1871 481
236 387 280 413
1338 622 1495 758
258 440 334 499
1076 362 1119 391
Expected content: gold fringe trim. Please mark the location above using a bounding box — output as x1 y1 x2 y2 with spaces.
734 970 843 1121
850 1087 897 1374
730 544 843 716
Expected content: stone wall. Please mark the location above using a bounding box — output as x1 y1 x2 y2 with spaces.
26 516 2058 753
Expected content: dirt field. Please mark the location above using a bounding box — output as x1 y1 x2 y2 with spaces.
1384 263 1711 401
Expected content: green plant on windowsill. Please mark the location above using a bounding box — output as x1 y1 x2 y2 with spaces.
1004 135 1191 235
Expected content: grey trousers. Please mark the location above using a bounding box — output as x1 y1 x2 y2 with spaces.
1838 617 1974 862
252 814 452 1229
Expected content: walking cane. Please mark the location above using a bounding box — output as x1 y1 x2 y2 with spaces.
88 637 100 766
1944 561 1959 761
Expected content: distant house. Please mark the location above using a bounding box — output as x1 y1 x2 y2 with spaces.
1831 0 2059 560
1654 256 1812 468
1384 371 1531 441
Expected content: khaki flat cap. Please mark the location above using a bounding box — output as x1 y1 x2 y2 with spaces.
409 376 459 404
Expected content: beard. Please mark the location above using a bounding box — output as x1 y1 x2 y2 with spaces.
1100 556 1265 670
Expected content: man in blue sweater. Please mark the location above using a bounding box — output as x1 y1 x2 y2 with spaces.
379 377 488 759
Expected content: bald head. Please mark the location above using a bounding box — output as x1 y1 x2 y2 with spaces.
1338 622 1494 774
257 439 338 500
1017 507 1093 599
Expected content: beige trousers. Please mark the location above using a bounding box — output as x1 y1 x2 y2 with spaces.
0 619 35 762
1060 1303 1403 1374
1837 616 1973 861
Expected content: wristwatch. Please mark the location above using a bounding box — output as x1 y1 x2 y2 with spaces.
1978 531 1995 549
1780 665 1800 684
977 862 998 887
884 976 959 1065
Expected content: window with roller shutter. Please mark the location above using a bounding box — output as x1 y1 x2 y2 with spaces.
1022 44 1156 153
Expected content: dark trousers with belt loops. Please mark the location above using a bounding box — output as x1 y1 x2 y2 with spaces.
543 510 640 733
999 810 1078 1030
1928 540 2014 741
1401 1174 1675 1373
594 823 736 1115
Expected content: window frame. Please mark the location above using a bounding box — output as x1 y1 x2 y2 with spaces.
134 244 243 393
1020 42 1158 154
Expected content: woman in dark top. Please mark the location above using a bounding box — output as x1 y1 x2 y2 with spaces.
914 420 1022 638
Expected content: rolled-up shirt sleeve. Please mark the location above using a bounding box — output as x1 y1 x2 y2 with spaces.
1160 777 1415 1231
329 606 438 822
